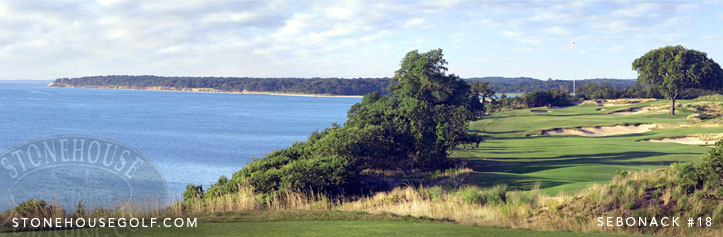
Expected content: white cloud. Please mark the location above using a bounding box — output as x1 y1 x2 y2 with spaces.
611 2 661 18
0 0 720 80
608 45 625 51
201 12 260 24
273 13 313 38
361 30 392 42
404 17 425 27
428 0 463 8
547 26 571 36
501 31 543 45
451 32 467 43
502 31 523 38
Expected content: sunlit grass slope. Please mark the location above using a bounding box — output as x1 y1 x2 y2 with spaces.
452 98 723 194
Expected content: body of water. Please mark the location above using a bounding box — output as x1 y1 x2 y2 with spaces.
0 81 360 208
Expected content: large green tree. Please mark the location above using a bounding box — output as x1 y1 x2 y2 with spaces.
348 49 482 170
632 45 723 115
199 49 483 197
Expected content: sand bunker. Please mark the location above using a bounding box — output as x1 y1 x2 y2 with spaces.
642 134 723 146
530 109 549 113
580 100 603 106
602 99 656 107
580 99 657 107
541 124 657 137
610 105 669 115
611 107 643 115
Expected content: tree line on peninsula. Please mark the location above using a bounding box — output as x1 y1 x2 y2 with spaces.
49 75 639 96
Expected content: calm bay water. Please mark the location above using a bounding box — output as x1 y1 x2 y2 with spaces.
0 81 360 204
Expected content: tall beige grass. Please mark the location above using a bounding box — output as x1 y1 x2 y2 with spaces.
2 167 721 236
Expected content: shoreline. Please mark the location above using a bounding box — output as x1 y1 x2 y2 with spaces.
47 83 364 98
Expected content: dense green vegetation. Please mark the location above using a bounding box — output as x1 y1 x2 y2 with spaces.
486 88 576 112
197 49 482 198
575 82 650 99
633 45 723 115
466 77 636 93
50 75 641 96
51 76 391 95
675 139 723 196
520 88 574 107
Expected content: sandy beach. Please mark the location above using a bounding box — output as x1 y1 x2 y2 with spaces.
48 83 364 98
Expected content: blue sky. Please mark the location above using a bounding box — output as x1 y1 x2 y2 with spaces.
1 0 721 80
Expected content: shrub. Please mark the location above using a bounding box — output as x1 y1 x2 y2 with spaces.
521 88 574 107
697 113 718 120
458 184 507 205
505 188 539 207
672 139 723 195
428 186 443 201
13 199 58 218
696 94 723 102
615 170 629 177
183 184 204 203
278 155 359 195
576 82 622 99
700 139 723 190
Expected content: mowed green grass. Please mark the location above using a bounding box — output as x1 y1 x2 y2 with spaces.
453 98 723 194
0 220 631 237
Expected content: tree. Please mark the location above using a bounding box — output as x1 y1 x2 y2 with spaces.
700 139 723 190
183 184 204 202
521 88 573 107
357 49 481 170
203 49 483 197
632 45 723 115
470 82 495 117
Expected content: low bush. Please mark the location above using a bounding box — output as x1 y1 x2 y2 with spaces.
14 199 54 217
456 185 507 205
521 88 574 107
697 94 723 102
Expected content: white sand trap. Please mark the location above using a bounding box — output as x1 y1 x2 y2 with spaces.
580 99 657 107
611 105 668 115
541 124 657 137
601 99 656 107
643 134 723 146
611 107 656 115
580 100 603 106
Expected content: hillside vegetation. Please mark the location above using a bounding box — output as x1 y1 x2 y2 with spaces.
197 49 483 198
49 75 641 95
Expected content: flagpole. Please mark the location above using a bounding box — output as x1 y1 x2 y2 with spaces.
572 40 577 95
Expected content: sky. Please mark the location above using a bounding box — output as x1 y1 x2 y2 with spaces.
1 0 722 80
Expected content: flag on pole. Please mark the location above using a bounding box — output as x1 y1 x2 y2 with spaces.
572 41 576 95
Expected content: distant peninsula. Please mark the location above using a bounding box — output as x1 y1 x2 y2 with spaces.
48 75 636 96
48 76 390 97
